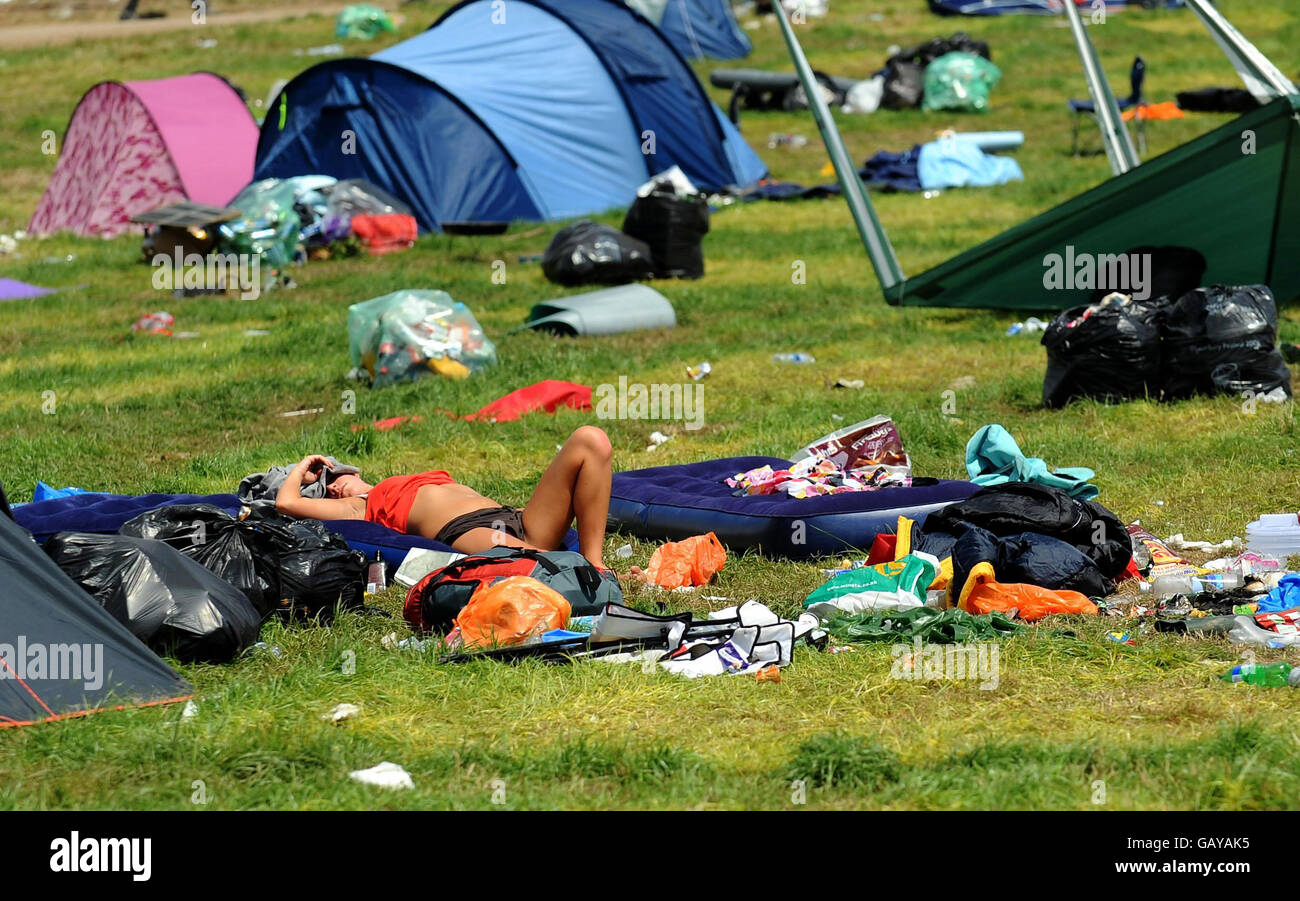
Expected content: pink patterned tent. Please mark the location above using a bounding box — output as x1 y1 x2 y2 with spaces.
29 73 258 239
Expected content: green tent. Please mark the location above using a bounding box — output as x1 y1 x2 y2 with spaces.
774 0 1300 311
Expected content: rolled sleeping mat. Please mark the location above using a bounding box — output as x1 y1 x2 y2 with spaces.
943 131 1025 153
519 284 677 337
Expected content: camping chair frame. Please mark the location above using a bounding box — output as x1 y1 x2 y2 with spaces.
1070 56 1148 159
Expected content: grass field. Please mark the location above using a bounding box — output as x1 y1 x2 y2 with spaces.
1 0 1298 810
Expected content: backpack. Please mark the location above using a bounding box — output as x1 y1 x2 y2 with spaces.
404 546 622 633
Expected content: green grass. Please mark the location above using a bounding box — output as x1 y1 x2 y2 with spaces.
0 0 1298 810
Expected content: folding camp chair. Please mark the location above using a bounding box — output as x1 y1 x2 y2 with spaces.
1071 56 1147 156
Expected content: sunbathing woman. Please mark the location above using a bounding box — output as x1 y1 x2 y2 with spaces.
274 425 613 569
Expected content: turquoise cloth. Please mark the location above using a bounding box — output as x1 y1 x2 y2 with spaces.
964 424 1099 500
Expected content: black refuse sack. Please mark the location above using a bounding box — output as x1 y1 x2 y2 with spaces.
1162 284 1293 399
243 507 368 622
541 220 654 286
881 32 990 110
124 504 367 623
881 61 926 110
1176 87 1260 114
122 504 279 616
1042 297 1165 407
45 532 262 663
888 33 990 69
622 187 709 279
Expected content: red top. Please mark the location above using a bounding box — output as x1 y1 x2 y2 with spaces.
364 470 455 533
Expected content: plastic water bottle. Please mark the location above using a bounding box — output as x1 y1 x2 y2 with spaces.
772 353 815 364
1220 662 1299 687
1151 571 1242 599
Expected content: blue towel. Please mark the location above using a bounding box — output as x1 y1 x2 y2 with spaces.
918 139 1023 190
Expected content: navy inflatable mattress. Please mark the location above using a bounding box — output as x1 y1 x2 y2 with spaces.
12 492 575 564
609 456 978 558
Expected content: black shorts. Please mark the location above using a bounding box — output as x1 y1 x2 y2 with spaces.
433 505 526 547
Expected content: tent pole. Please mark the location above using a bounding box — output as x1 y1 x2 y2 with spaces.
772 0 904 290
1063 0 1140 176
1184 0 1298 104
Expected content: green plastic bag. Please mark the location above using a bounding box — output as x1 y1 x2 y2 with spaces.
217 179 302 289
803 553 939 618
336 4 396 40
823 606 1022 645
922 52 1002 113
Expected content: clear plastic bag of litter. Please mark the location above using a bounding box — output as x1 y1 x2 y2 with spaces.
326 179 413 219
220 178 301 273
922 52 1002 113
347 290 497 388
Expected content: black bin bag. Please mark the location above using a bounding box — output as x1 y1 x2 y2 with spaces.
243 507 367 623
45 532 262 663
541 220 654 286
1042 297 1165 407
122 504 279 616
1162 285 1293 399
124 504 367 623
622 187 709 280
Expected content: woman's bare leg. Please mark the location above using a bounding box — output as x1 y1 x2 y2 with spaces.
521 426 612 567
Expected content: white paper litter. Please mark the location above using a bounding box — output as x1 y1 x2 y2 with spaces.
394 548 466 588
635 165 697 198
349 761 414 790
323 703 361 724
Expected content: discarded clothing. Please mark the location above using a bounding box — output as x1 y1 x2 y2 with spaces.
918 138 1023 189
900 482 1131 586
965 424 1098 500
364 471 457 534
238 456 360 505
950 522 1114 601
860 146 923 193
464 379 592 423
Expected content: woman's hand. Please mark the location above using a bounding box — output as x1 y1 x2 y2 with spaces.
296 454 333 484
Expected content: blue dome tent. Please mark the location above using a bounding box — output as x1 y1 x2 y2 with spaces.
628 0 752 60
255 0 766 232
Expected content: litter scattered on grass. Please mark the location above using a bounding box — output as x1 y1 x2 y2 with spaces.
323 703 361 724
348 761 413 790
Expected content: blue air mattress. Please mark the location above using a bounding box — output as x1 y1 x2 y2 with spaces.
609 456 978 558
13 492 452 565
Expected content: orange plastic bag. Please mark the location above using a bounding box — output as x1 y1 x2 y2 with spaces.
958 562 1098 622
644 532 727 589
454 576 572 649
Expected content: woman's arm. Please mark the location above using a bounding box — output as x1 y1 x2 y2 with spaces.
274 455 363 521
